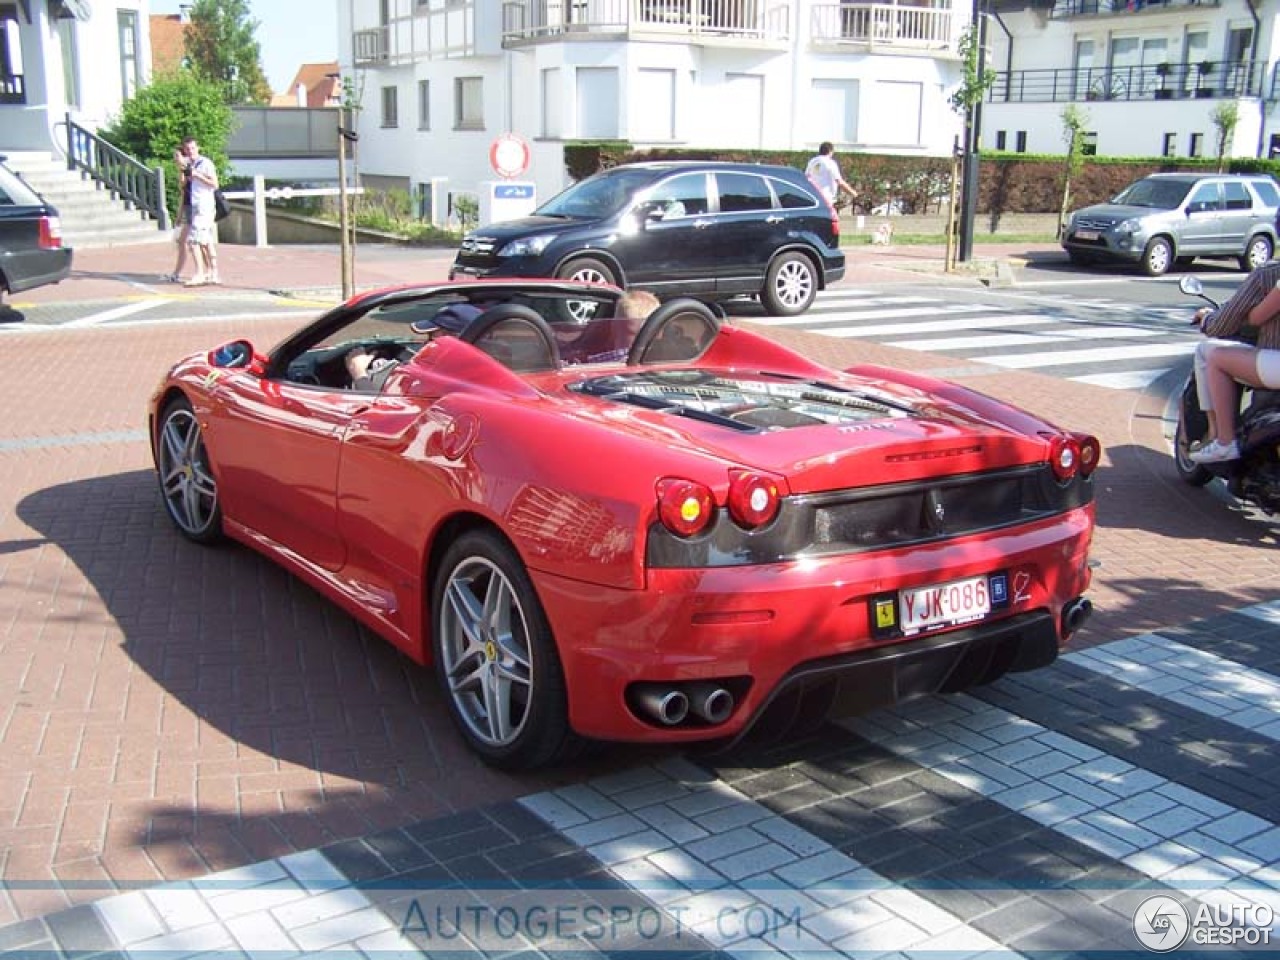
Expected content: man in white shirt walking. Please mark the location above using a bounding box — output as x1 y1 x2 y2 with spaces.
805 142 857 208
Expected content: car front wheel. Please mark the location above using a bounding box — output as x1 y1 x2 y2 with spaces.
555 257 616 322
762 252 818 316
1240 234 1274 272
1141 237 1173 277
432 529 579 770
156 396 224 543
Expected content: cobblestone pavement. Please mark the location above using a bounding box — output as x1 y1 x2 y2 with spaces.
0 244 1277 956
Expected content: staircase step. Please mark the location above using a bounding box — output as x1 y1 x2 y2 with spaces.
3 151 171 248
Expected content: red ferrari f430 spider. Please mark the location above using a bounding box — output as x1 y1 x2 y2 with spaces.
150 280 1099 769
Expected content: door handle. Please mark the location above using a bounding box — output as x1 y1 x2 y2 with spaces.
693 218 712 229
766 215 783 224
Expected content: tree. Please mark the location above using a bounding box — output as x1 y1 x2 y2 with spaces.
1211 101 1240 173
100 72 234 219
948 24 996 118
1058 103 1089 238
184 0 272 105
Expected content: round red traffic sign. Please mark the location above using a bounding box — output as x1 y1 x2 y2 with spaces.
490 133 531 179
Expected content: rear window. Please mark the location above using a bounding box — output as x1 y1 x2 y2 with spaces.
1224 181 1252 211
0 165 41 206
1251 179 1280 208
716 172 773 213
772 177 818 210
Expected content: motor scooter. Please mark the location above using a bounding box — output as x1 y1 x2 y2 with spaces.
1174 275 1280 514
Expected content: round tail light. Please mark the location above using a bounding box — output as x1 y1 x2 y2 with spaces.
1075 433 1101 477
727 470 780 529
656 478 714 538
1049 434 1081 482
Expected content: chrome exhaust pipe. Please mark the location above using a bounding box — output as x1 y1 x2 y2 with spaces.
687 683 734 725
635 687 689 726
1061 597 1093 637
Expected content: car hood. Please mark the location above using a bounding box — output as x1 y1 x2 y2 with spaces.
461 216 592 245
558 369 1050 493
1073 203 1169 224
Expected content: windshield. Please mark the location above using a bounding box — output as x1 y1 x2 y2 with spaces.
536 168 657 219
1111 179 1192 209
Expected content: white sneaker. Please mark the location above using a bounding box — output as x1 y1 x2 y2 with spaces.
1189 439 1241 464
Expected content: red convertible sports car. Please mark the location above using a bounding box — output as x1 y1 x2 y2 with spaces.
150 280 1099 770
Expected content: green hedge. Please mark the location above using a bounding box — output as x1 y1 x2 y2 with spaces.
562 143 1280 215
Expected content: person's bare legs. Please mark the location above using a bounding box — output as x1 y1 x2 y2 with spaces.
1203 343 1263 444
206 241 220 284
169 222 190 280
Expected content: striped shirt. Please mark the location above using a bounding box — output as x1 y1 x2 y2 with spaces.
1202 261 1280 350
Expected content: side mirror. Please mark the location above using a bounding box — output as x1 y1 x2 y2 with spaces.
210 339 255 369
1178 276 1204 296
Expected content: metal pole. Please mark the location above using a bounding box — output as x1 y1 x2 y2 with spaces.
338 119 351 301
958 0 985 263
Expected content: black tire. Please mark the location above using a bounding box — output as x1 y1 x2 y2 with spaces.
155 396 224 544
1174 412 1213 487
762 251 818 316
431 529 580 770
1141 237 1173 277
1239 234 1274 272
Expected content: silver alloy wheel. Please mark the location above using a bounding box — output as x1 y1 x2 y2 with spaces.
773 258 815 310
1145 239 1172 276
439 557 534 747
569 264 610 286
1246 236 1272 270
159 406 219 536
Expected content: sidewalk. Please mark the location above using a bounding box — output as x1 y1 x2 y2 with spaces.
6 238 1067 309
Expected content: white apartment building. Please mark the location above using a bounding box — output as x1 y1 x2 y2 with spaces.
1 0 152 154
337 0 977 205
983 0 1280 161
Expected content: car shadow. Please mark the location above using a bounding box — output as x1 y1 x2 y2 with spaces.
0 305 25 324
14 469 672 877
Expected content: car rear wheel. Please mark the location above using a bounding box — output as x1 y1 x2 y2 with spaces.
432 529 579 770
1141 237 1173 277
555 257 616 322
1239 234 1273 272
1174 412 1213 487
762 252 818 316
156 396 224 543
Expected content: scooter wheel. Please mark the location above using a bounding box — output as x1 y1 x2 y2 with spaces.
1174 414 1213 486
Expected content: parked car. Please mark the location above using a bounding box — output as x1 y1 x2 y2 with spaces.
449 162 845 316
0 156 72 303
150 279 1099 770
1062 172 1280 276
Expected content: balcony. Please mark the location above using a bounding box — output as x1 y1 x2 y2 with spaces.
0 72 24 105
1049 0 1218 17
501 0 790 45
990 60 1260 103
810 1 957 51
352 0 475 66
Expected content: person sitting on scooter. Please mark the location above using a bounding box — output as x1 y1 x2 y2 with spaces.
1189 261 1280 464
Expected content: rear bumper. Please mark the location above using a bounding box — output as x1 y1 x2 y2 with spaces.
535 505 1094 743
3 247 73 294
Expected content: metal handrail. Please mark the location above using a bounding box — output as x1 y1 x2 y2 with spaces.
989 60 1260 104
64 113 169 231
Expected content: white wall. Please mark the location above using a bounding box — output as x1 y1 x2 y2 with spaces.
0 0 149 153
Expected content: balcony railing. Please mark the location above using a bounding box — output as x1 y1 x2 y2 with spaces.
0 72 24 105
501 0 790 43
1050 0 1218 16
990 60 1260 103
352 0 475 66
810 1 956 50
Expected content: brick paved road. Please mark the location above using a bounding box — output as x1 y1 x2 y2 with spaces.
0 270 1277 952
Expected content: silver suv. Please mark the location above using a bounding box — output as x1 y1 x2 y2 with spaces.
1062 173 1280 276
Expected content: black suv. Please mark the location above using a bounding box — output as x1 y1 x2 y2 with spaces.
0 156 72 305
450 162 845 316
